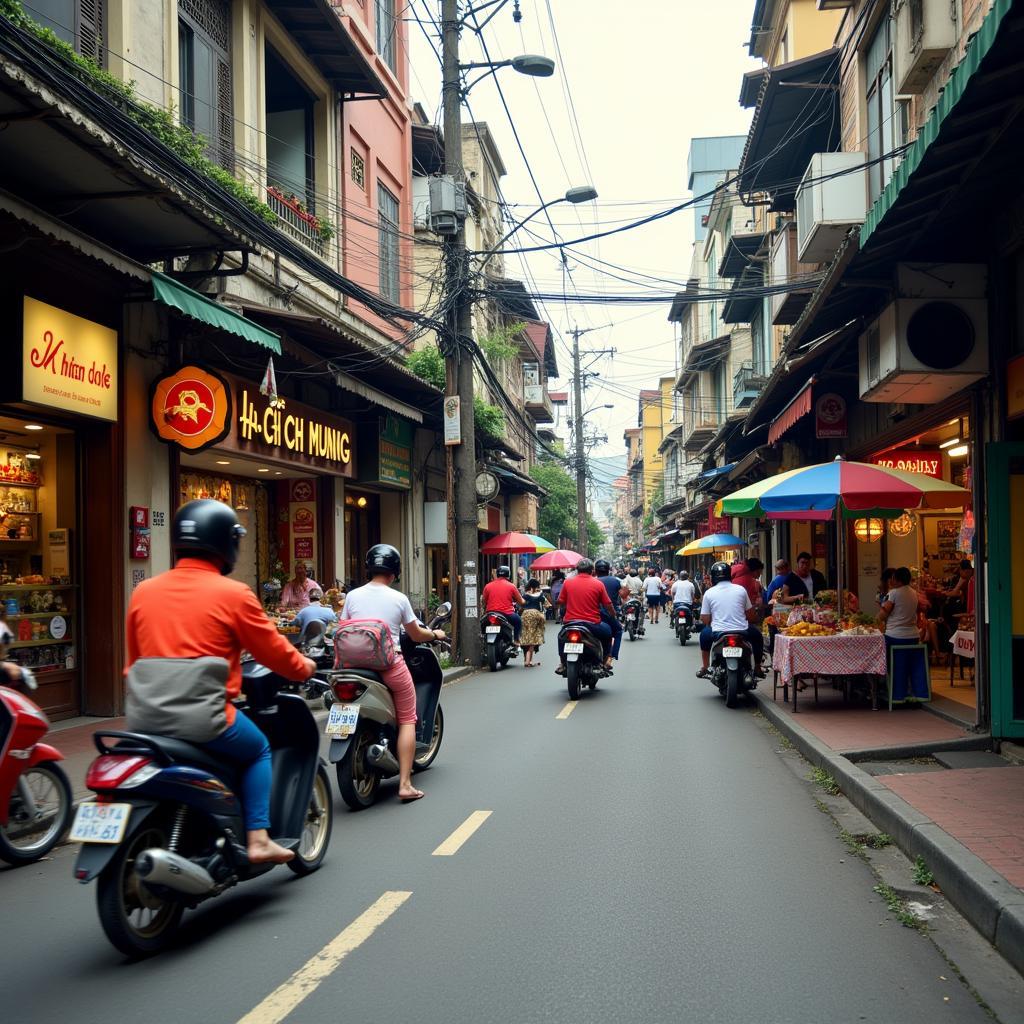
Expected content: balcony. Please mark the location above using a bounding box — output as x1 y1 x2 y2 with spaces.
524 383 554 424
733 361 767 409
769 221 816 325
681 414 720 452
267 187 326 257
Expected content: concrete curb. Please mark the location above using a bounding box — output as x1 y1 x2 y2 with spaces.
442 666 477 685
752 689 1024 979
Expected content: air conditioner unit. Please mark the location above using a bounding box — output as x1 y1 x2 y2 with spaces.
795 152 867 264
858 264 988 404
893 0 956 94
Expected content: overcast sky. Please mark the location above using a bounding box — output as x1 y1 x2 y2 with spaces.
408 0 760 480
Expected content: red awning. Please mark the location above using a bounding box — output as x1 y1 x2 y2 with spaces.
768 378 814 445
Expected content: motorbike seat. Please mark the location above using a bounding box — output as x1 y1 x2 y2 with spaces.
331 668 382 683
111 733 239 780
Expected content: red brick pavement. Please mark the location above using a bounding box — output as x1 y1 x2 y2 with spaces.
881 768 1024 890
764 684 968 752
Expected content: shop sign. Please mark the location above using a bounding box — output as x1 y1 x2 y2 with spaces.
872 449 942 478
378 415 413 489
224 377 355 477
708 509 730 535
444 396 461 445
814 393 847 439
294 537 313 560
19 296 118 421
150 365 231 452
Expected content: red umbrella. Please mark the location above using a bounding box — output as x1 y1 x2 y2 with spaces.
480 531 548 554
529 549 583 570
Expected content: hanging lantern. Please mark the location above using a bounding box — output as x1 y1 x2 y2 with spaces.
853 517 885 543
889 513 915 538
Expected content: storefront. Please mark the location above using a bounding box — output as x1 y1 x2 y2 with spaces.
1 294 122 719
150 365 355 603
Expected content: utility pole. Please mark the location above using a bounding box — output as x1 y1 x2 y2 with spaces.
441 0 481 668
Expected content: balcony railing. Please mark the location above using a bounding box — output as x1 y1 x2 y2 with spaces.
733 361 768 409
267 186 325 257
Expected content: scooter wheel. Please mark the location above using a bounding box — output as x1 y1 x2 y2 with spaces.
336 726 381 810
96 823 184 957
289 764 333 875
0 762 72 865
413 704 444 772
487 645 499 672
566 661 582 701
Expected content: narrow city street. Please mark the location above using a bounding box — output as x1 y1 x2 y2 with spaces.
1 623 1016 1024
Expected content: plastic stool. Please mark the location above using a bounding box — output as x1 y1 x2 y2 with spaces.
887 642 931 709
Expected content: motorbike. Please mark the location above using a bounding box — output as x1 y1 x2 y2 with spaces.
72 662 333 957
707 632 757 708
328 604 450 810
0 667 72 865
622 597 646 642
480 610 518 672
558 622 607 700
294 621 339 709
674 604 694 646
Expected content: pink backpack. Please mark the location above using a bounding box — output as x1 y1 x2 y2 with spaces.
333 618 396 671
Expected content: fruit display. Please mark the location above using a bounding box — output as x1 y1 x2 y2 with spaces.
840 625 880 636
814 607 837 627
786 605 816 624
782 621 836 637
957 614 976 632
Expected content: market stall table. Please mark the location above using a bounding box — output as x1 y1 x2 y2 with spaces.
772 632 888 711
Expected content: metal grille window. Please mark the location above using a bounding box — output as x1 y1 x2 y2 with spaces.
351 149 366 189
378 184 400 302
375 0 397 72
865 16 896 202
179 0 233 170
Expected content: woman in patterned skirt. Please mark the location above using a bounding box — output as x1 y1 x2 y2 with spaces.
520 578 549 668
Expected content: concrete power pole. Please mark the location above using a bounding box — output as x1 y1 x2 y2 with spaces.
441 0 481 668
571 329 588 557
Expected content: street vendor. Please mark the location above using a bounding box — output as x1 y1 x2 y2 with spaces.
279 561 321 611
780 552 827 605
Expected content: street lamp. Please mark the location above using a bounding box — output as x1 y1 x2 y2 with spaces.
475 185 598 273
460 54 555 95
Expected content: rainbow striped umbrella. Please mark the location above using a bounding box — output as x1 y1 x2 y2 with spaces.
716 458 970 519
676 534 746 556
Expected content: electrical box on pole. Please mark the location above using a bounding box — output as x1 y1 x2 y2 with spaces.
429 176 468 235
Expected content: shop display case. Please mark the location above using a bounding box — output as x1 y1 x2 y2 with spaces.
0 481 41 543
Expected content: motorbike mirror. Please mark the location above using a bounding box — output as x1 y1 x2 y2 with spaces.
435 602 452 619
19 667 38 691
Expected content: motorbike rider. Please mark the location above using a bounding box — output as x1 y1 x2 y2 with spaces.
670 570 698 617
481 566 524 645
340 544 446 802
594 559 624 662
126 500 317 865
695 561 764 679
622 567 644 603
555 558 615 674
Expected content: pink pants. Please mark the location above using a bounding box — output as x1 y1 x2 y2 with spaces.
380 655 418 724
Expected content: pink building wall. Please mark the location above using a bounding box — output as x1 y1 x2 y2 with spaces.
336 2 413 344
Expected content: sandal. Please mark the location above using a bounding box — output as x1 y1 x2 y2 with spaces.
695 668 709 679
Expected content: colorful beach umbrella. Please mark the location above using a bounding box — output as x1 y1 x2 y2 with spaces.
716 458 971 519
529 549 584 570
480 531 556 555
676 533 746 557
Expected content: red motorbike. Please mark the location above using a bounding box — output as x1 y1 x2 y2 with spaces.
0 667 72 864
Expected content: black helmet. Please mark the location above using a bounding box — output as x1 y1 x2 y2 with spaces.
173 500 246 575
576 558 594 575
594 558 610 576
366 543 402 580
709 561 732 585
496 565 511 579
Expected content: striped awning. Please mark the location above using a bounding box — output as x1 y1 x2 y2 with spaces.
768 378 814 445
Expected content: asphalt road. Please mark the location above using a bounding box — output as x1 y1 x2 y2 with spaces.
0 617 1015 1023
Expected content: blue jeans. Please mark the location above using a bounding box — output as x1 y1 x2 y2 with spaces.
202 712 272 831
885 636 929 701
559 620 613 661
602 608 623 659
506 611 522 641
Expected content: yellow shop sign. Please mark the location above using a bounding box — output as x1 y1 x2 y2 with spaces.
21 296 118 421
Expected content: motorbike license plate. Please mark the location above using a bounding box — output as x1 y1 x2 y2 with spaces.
564 643 584 654
485 626 501 634
722 647 743 659
69 801 132 844
626 614 636 621
325 703 360 737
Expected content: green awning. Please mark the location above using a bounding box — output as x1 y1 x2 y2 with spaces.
151 272 281 353
861 0 1013 247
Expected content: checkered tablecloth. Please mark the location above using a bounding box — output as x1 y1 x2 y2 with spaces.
772 633 887 685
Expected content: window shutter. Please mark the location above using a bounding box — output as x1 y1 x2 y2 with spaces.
78 0 104 65
216 56 233 171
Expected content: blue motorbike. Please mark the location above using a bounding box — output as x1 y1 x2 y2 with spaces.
72 662 332 957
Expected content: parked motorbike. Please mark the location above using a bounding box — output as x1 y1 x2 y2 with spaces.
328 603 450 810
707 632 757 708
480 610 518 672
622 597 646 642
72 662 332 957
558 622 607 700
674 604 694 646
0 667 72 865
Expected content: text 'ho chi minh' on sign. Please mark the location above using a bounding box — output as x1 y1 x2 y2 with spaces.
223 376 356 477
15 296 118 422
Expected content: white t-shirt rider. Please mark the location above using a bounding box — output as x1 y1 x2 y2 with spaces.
340 582 417 644
671 578 697 606
700 581 752 634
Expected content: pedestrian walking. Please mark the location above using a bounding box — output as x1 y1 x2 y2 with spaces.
520 578 549 668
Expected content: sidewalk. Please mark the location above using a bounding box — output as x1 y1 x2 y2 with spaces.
49 665 477 801
753 683 1024 979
